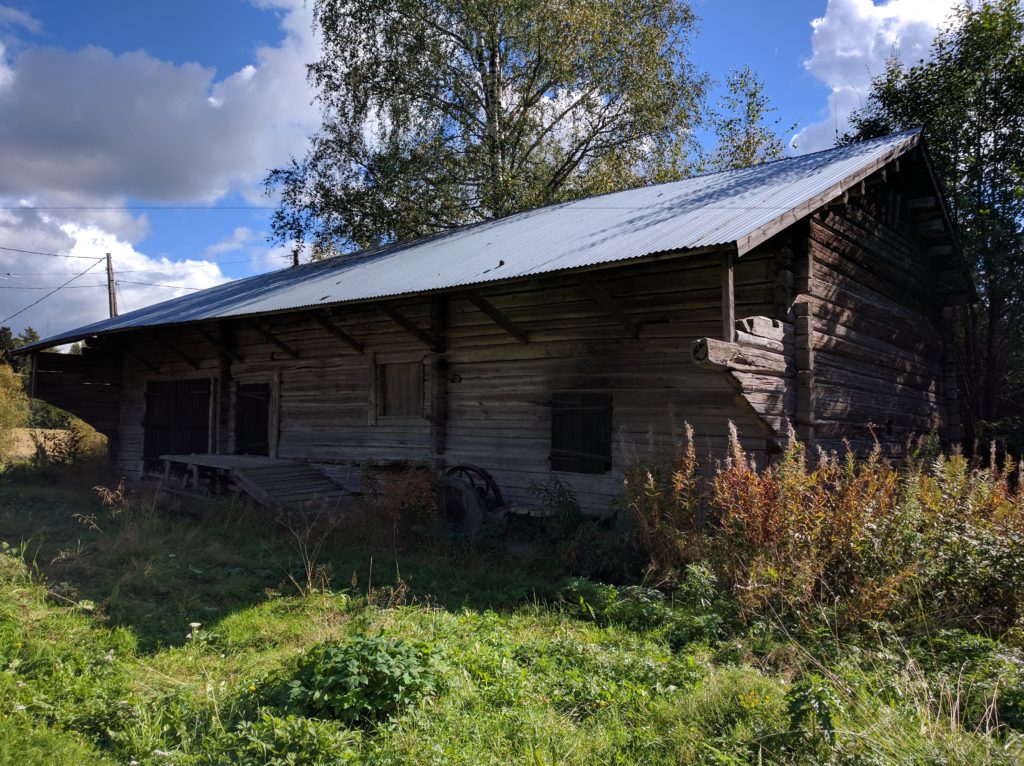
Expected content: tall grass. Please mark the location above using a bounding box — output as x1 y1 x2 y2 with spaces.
623 424 1024 634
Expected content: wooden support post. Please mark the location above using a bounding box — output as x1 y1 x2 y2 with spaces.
430 295 448 353
465 291 528 344
248 319 300 359
579 274 637 339
150 331 200 370
269 368 281 459
430 356 448 466
721 251 735 342
196 326 244 363
312 313 364 354
380 304 432 348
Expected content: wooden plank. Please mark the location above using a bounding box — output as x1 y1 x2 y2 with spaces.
247 319 300 358
721 251 735 342
150 331 200 370
380 304 432 348
109 339 159 374
579 274 638 339
465 291 529 344
312 313 364 354
196 327 244 363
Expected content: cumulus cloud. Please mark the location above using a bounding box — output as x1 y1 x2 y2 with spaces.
792 0 958 153
0 0 316 337
0 213 231 337
0 3 319 202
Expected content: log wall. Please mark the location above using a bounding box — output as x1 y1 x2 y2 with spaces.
806 194 949 453
110 249 779 512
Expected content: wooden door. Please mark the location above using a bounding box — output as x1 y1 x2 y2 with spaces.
142 379 211 463
235 382 271 456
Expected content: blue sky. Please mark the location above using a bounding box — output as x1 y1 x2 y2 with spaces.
0 0 956 338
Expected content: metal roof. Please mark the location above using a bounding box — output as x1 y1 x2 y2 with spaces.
22 130 923 352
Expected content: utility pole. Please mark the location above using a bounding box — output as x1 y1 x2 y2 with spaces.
105 252 118 317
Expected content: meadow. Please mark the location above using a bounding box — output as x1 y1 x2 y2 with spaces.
1 431 1023 765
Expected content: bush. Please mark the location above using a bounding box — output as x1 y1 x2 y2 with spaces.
0 363 28 461
621 422 1024 634
284 635 443 725
200 712 359 766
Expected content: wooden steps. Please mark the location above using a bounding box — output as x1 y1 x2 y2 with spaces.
160 454 351 511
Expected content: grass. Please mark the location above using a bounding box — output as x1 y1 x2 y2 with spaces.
0 463 1022 764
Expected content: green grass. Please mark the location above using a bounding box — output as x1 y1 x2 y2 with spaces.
0 467 1022 765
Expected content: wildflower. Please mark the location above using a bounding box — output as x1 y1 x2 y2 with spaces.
13 704 26 712
189 622 202 629
13 642 22 649
249 684 257 692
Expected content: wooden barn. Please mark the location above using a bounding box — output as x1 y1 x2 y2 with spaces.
17 130 969 513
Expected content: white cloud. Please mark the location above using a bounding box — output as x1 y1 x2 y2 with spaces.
0 215 232 337
792 0 958 153
204 227 256 257
0 5 40 34
0 0 317 337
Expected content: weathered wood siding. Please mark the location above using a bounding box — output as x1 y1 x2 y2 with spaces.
112 249 779 511
806 194 949 453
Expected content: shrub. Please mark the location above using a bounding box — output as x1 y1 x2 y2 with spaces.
621 422 1024 634
284 635 443 725
0 363 28 461
200 712 359 766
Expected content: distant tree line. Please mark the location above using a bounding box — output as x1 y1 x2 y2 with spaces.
0 325 76 430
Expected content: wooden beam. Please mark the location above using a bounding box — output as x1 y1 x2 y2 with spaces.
721 251 736 342
196 327 244 363
149 331 199 370
247 319 300 358
312 313 364 354
579 274 637 339
465 291 529 344
107 339 159 373
380 304 432 348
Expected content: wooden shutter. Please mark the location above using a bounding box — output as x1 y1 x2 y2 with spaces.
550 392 612 474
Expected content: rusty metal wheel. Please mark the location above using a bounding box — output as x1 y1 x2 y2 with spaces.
444 463 505 512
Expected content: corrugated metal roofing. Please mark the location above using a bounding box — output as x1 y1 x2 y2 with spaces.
23 130 922 351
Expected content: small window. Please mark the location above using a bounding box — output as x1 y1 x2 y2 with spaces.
378 361 422 417
550 392 612 474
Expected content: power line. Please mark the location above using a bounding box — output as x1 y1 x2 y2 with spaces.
0 244 100 259
0 284 106 289
0 252 289 276
0 258 104 325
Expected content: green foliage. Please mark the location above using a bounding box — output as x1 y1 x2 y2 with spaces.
563 564 726 647
709 65 791 170
785 674 842 750
847 0 1024 448
199 712 359 766
284 635 443 724
267 0 706 255
1 470 1024 764
529 475 583 540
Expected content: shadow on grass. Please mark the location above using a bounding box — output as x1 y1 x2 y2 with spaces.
0 464 567 652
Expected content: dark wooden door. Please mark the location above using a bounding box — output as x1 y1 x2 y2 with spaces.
142 379 211 463
235 382 270 456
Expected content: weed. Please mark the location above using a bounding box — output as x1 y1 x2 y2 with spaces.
282 634 443 725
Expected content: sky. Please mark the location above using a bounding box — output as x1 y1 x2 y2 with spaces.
0 0 959 340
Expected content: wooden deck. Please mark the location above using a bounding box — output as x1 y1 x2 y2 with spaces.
160 454 351 510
